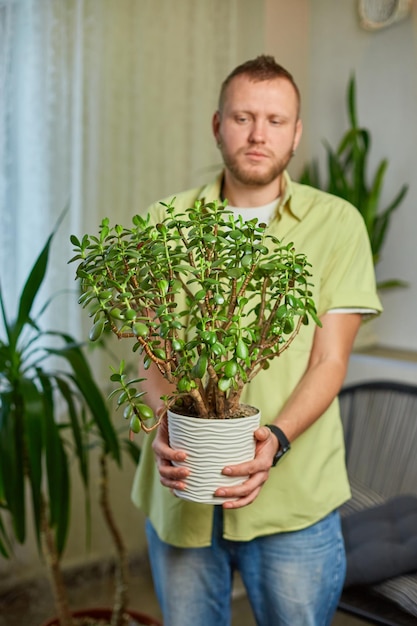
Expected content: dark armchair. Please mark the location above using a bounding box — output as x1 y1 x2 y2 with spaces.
338 381 417 625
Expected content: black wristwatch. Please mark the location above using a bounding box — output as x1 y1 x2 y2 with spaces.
265 424 291 466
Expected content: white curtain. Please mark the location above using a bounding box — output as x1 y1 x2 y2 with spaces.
0 0 264 338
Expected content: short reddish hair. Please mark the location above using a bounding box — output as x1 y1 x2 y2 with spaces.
218 55 300 116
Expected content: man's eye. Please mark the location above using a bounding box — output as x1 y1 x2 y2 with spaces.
236 116 248 123
270 119 281 126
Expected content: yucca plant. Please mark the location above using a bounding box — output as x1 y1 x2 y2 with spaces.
0 224 153 626
300 75 408 289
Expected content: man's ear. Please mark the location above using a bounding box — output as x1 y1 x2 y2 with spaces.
293 118 303 152
212 110 221 144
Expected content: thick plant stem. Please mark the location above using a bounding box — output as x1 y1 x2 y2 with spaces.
99 452 129 626
40 496 74 626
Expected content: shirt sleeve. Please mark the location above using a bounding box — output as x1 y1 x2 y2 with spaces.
318 208 383 317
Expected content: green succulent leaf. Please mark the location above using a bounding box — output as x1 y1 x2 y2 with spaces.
70 197 321 421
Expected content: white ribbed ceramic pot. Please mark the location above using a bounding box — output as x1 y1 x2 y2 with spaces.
167 408 260 504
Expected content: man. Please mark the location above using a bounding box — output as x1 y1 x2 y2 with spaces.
131 55 382 626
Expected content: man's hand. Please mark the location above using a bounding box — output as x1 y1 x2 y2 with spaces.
214 425 279 509
152 411 190 492
153 419 278 506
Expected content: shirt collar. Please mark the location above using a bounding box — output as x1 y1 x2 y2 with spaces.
198 170 308 222
276 171 307 221
197 173 224 203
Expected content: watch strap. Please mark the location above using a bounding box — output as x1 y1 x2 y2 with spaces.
265 424 291 466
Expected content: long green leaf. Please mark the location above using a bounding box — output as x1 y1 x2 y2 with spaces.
38 372 70 555
21 378 44 551
0 287 12 348
299 160 321 187
0 390 26 543
348 74 358 129
325 145 350 199
14 234 53 343
55 448 70 555
122 438 141 466
349 128 369 209
49 337 120 463
377 278 409 291
0 513 12 557
372 184 408 261
336 127 368 158
13 207 68 345
381 184 409 217
0 394 10 505
55 375 89 487
363 160 387 238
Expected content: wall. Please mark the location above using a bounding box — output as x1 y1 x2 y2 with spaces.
264 0 310 178
267 0 417 356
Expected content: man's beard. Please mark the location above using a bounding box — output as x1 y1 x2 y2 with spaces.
220 145 293 187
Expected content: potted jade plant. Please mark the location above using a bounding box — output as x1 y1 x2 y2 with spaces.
70 198 319 503
300 74 408 291
0 226 161 626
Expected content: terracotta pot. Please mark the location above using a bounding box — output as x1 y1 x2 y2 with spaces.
41 606 162 626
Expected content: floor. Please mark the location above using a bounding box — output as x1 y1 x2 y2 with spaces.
0 553 368 626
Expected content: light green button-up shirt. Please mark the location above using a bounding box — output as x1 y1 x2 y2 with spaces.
131 172 382 547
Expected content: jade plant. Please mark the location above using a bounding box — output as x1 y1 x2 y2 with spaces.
70 199 319 434
300 75 408 289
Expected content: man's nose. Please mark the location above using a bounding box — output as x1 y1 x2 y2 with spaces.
248 119 266 143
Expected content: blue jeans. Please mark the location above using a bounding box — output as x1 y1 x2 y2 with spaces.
145 507 346 626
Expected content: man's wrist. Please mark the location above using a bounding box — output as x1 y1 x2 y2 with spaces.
265 424 291 466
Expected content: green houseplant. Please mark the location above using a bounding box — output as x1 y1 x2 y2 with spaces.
70 198 320 500
0 226 160 626
300 75 408 290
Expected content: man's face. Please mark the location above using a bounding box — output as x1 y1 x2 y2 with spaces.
213 75 302 188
